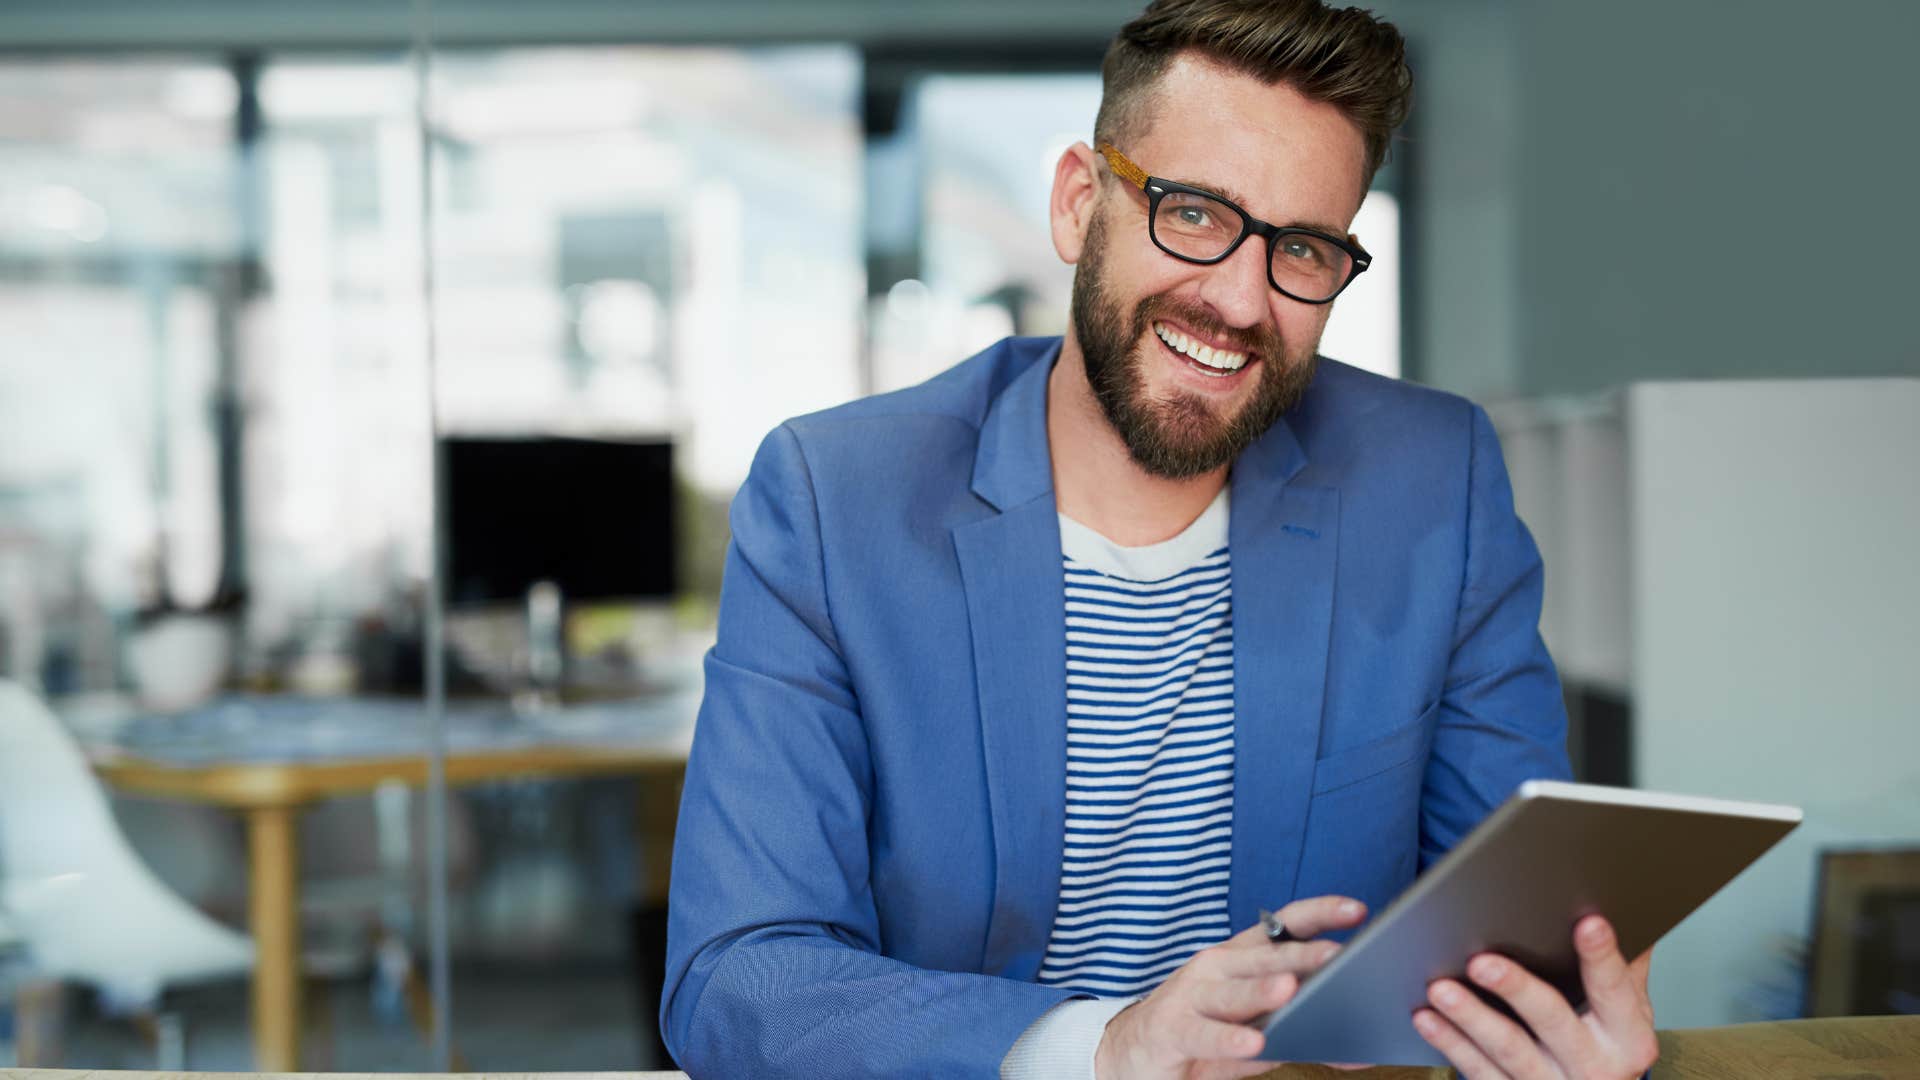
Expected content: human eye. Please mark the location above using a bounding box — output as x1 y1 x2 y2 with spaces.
1174 204 1214 228
1279 237 1325 265
1158 192 1233 237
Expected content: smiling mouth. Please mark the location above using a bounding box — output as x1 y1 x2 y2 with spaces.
1152 321 1254 378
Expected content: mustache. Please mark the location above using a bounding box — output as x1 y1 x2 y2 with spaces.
1132 293 1282 360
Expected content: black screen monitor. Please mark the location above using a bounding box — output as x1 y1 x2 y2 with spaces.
442 436 677 606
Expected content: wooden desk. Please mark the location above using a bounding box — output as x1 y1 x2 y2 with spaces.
13 1018 1920 1080
87 706 693 1073
1653 1015 1920 1079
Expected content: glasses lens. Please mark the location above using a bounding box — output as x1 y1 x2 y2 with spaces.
1152 190 1243 261
1270 231 1354 302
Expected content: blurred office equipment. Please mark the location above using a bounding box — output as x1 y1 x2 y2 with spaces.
441 436 676 702
125 612 235 712
1806 848 1920 1018
0 679 253 1067
1493 378 1920 1028
442 438 675 609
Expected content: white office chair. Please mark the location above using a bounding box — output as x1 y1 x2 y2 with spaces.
0 678 253 1061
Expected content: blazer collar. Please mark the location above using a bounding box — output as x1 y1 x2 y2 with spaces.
1234 399 1310 492
970 338 1060 512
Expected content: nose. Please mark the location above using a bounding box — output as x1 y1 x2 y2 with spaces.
1193 233 1272 330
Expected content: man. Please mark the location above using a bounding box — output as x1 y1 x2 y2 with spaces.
662 2 1660 1078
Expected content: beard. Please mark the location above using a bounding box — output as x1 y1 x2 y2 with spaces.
1068 209 1319 480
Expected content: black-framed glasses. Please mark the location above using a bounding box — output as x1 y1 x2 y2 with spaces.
1097 142 1371 305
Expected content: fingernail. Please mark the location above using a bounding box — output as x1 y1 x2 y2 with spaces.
1432 982 1462 1007
1341 900 1363 917
1413 1011 1437 1036
1580 918 1612 948
1472 956 1507 984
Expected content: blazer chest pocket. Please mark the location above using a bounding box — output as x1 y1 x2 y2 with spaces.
1310 700 1438 795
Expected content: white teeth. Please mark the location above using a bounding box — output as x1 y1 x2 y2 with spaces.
1153 322 1248 371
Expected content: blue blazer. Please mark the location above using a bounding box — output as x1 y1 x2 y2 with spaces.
662 337 1569 1078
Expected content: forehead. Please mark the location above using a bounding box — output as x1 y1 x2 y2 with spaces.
1128 52 1370 226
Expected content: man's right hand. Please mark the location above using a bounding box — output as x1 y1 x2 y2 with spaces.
1092 895 1368 1080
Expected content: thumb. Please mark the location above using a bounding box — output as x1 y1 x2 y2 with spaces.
1629 947 1654 990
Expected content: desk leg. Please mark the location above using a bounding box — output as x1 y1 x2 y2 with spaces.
636 768 682 906
634 769 683 1069
247 804 302 1071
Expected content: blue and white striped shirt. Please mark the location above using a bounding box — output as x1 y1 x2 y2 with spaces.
1037 491 1236 997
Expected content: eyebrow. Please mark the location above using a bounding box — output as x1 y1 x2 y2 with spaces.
1168 174 1348 238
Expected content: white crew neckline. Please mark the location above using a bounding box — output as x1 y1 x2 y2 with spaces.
1058 487 1230 582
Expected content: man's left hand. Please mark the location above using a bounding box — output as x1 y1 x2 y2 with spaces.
1411 914 1659 1080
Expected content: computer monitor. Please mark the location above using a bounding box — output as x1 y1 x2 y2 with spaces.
441 436 677 607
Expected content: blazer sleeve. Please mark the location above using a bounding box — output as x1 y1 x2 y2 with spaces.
660 423 1080 1078
1418 405 1574 868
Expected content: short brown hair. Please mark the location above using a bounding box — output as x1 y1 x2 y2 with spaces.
1095 0 1412 185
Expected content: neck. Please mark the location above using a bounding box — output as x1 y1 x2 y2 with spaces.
1047 332 1228 547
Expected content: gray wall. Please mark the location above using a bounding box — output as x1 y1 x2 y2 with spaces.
1373 0 1526 395
1511 0 1920 396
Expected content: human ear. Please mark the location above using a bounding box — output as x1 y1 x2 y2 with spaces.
1049 142 1102 265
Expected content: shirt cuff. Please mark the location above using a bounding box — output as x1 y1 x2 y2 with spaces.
1000 996 1140 1080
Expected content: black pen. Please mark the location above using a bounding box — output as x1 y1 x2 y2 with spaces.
1259 908 1298 944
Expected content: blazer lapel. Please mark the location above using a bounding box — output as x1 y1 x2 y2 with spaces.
954 345 1068 981
1227 417 1338 932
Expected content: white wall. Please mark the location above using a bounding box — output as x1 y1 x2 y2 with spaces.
1629 379 1920 1026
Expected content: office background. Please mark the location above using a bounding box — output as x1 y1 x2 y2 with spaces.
0 0 1915 1071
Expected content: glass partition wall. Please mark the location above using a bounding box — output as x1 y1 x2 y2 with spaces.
0 21 1408 1076
0 43 859 1072
414 44 863 1071
0 53 445 1071
0 34 866 1074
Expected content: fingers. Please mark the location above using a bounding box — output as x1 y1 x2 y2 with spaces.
1425 977 1556 1080
1274 894 1369 938
1426 935 1661 1080
1171 1011 1266 1061
1465 952 1590 1066
1205 935 1343 980
1412 1006 1506 1080
1575 916 1650 1034
1577 921 1661 1074
1190 970 1297 1022
1111 901 1367 1079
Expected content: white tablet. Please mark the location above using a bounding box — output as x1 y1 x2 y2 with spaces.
1256 780 1802 1067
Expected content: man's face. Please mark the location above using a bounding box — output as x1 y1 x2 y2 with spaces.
1067 55 1370 478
